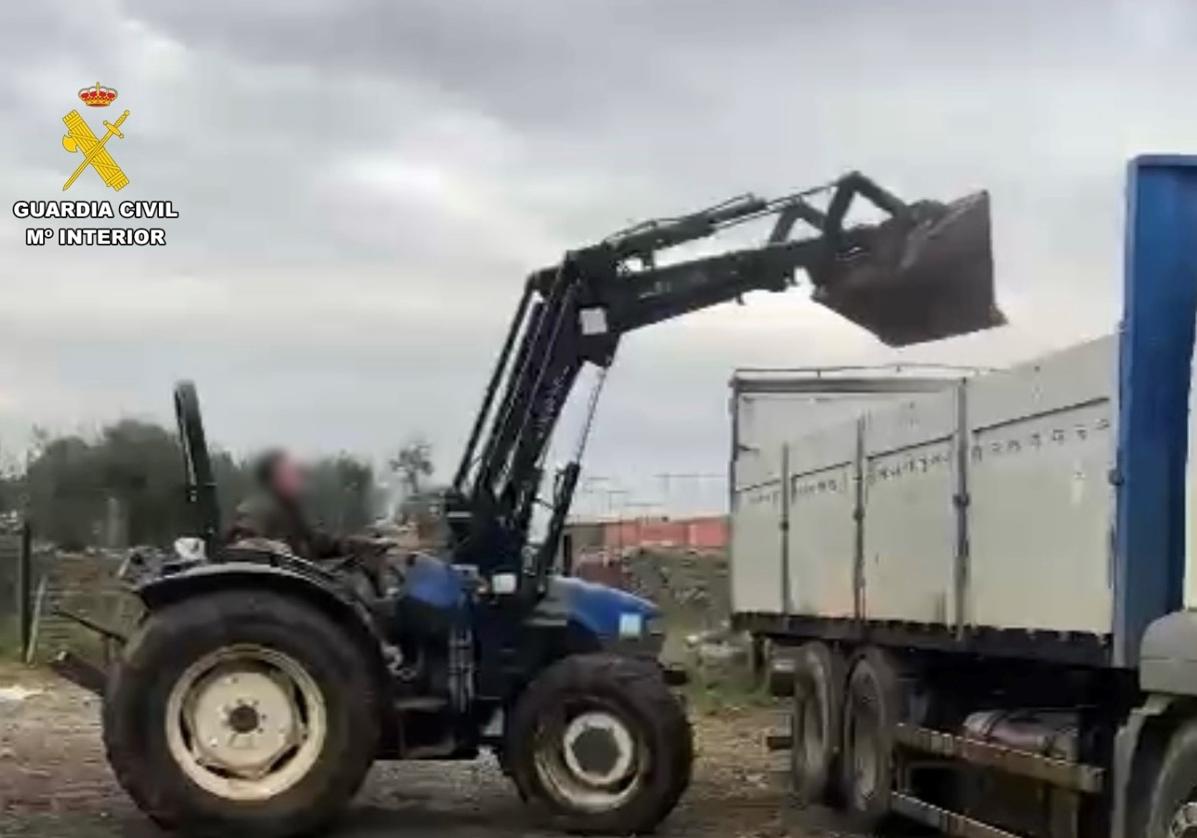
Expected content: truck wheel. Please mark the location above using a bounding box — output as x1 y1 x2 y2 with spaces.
1146 719 1197 837
790 642 845 804
103 589 380 838
839 648 901 825
506 653 692 835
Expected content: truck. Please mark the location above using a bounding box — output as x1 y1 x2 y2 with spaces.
52 171 1000 836
732 156 1197 838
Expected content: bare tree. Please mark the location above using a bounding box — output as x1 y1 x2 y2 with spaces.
390 437 433 497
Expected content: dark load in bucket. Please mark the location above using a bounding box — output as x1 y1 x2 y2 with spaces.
809 190 1003 346
590 171 1003 348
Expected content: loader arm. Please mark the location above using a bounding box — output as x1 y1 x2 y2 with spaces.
449 172 1001 589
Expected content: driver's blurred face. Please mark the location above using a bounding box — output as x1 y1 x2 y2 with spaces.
271 454 307 502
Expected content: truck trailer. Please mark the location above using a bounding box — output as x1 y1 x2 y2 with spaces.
731 156 1197 837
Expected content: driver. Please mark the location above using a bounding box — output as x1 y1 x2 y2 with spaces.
226 450 396 593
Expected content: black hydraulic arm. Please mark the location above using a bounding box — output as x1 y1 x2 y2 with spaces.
449 172 997 586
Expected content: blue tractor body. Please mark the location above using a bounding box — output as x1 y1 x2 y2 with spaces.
403 553 660 647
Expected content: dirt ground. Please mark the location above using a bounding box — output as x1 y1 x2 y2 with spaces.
0 664 870 838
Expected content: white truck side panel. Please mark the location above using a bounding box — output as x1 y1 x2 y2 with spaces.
729 373 960 617
787 423 858 618
861 391 960 624
730 468 784 614
732 383 941 456
966 338 1117 633
731 336 1121 638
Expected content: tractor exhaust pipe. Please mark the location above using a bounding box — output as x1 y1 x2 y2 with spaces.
810 191 1003 346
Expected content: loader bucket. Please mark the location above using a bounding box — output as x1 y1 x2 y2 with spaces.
809 191 1004 346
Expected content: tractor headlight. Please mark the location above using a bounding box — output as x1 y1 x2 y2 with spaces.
612 612 666 657
618 612 646 639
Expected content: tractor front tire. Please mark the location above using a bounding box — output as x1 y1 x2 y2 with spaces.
507 653 692 835
103 589 380 838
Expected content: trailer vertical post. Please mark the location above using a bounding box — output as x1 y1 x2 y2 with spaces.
1113 156 1197 666
780 443 792 615
952 380 971 640
853 416 866 621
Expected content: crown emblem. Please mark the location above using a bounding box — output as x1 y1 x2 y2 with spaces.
78 82 117 107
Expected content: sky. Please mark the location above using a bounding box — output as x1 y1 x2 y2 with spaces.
1 0 1196 515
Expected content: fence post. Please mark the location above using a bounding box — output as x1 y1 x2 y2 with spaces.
25 575 47 665
17 521 31 658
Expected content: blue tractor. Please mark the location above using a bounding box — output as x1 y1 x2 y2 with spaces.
92 173 998 836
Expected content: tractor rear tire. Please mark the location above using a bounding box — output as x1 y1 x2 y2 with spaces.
103 589 380 838
507 653 692 835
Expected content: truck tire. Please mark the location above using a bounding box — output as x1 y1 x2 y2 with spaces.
1146 719 1197 837
790 642 846 804
506 653 692 835
103 589 380 838
839 648 902 825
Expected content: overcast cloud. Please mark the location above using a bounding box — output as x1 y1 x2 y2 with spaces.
1 0 1195 512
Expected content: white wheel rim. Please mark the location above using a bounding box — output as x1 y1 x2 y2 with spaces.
535 708 645 813
1172 801 1197 837
562 712 636 786
165 644 327 802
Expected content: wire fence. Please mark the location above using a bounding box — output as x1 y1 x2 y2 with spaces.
27 548 133 664
0 518 133 664
0 524 28 659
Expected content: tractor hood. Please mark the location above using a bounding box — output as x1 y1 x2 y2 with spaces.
537 575 662 646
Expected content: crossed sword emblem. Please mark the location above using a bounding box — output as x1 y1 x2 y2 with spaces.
61 108 131 191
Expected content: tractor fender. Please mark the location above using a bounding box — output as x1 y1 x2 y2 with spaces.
136 562 388 660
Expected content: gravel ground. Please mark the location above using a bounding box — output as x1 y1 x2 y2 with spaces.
0 664 869 838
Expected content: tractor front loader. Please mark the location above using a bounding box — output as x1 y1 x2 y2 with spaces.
65 170 1000 837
